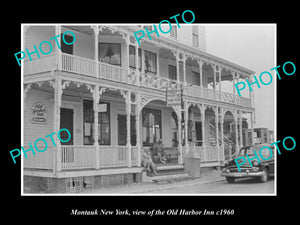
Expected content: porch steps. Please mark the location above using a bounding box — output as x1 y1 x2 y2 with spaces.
145 164 193 184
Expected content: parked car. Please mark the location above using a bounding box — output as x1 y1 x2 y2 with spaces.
221 144 275 183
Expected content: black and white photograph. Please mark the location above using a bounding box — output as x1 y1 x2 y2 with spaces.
4 4 298 223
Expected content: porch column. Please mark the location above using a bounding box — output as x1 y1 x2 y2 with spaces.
232 71 236 104
236 73 240 105
215 106 220 161
177 107 183 165
183 54 186 84
218 66 222 94
198 59 203 97
135 43 140 85
239 110 243 147
234 110 239 157
176 51 180 82
54 25 62 70
220 107 224 160
93 85 100 169
53 77 62 173
184 101 189 154
92 26 99 77
213 64 217 99
135 93 141 166
250 112 255 145
126 90 132 167
201 104 206 162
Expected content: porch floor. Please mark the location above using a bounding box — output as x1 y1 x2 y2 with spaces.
24 166 142 178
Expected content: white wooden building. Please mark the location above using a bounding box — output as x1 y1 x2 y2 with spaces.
23 25 255 192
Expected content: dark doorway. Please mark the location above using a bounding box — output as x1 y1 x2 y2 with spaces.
195 121 202 146
60 108 73 145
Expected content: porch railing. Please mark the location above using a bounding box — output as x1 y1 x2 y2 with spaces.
23 145 139 170
187 145 224 163
23 146 54 169
61 53 96 76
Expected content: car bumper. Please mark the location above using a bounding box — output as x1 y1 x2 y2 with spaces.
221 171 265 178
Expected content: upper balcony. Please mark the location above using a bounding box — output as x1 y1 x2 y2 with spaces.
23 25 254 109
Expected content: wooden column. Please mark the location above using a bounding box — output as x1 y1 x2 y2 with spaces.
239 111 243 147
201 104 206 162
198 59 203 97
250 112 255 145
135 44 140 85
234 110 239 158
93 26 99 77
218 66 222 94
177 107 183 165
126 91 132 167
93 85 100 169
135 93 141 166
232 71 236 104
215 106 220 161
54 25 62 70
184 101 189 154
183 54 186 84
213 65 217 96
176 51 180 82
220 107 224 160
53 77 62 173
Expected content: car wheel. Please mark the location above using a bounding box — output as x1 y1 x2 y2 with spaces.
226 177 235 183
258 168 269 183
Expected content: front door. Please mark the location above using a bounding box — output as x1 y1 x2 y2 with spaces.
60 108 74 145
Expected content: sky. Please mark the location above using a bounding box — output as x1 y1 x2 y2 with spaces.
204 24 276 131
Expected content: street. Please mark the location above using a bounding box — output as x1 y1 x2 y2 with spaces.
147 177 275 194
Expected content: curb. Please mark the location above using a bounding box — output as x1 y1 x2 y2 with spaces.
132 177 224 194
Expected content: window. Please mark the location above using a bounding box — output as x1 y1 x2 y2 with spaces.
61 33 74 55
118 114 136 146
170 26 177 38
129 45 141 70
99 43 121 66
192 71 200 86
83 100 110 145
144 50 157 74
168 65 177 80
142 108 162 146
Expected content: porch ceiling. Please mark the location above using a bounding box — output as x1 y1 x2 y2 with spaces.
64 25 93 35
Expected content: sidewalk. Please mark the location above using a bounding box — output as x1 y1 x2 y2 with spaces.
82 169 224 194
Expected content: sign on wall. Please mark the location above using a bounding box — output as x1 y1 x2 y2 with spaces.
166 85 182 107
31 102 47 123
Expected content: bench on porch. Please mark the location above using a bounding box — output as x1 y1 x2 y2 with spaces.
150 147 180 163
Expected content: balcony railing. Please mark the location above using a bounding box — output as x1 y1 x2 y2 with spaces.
24 53 252 108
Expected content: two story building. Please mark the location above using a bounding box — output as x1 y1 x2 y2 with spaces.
22 24 255 193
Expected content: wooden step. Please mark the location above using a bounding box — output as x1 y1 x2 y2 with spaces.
152 172 191 184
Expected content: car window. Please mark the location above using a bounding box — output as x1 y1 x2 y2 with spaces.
239 145 274 157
